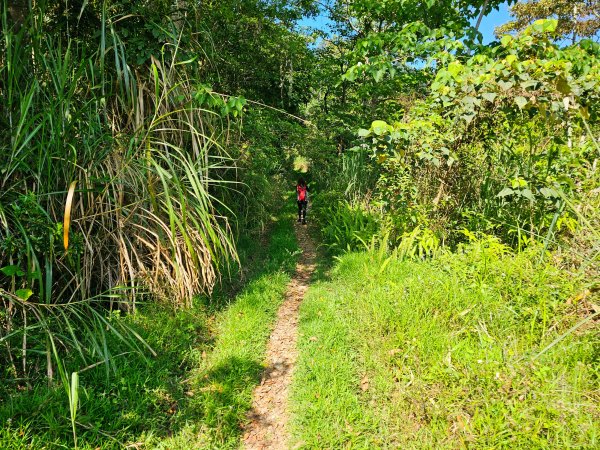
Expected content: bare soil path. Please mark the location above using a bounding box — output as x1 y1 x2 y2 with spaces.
242 222 316 450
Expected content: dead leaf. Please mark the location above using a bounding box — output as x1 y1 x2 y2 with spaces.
360 375 369 391
568 289 590 304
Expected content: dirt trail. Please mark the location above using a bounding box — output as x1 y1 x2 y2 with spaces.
242 222 316 450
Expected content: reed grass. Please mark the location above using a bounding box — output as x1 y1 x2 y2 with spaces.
0 2 237 396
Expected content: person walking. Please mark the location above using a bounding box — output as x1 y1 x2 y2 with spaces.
296 178 309 225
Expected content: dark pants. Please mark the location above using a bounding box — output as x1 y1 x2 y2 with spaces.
297 200 307 221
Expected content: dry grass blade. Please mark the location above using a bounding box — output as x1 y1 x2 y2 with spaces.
64 180 78 251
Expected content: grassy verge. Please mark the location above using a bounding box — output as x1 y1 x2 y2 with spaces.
0 207 299 449
290 241 599 448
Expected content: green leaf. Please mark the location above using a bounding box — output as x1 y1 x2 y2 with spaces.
77 0 89 21
556 175 575 189
539 187 559 198
556 77 572 95
15 289 33 300
1 265 25 277
497 187 514 198
371 120 391 136
462 112 476 124
520 80 539 90
553 135 567 145
373 68 385 82
520 188 535 202
514 178 528 188
357 128 370 137
580 106 590 120
514 96 527 109
343 67 357 82
447 61 463 78
461 96 480 110
481 92 497 103
531 19 558 34
500 35 513 46
498 80 514 91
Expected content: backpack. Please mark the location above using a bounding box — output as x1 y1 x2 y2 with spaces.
297 185 307 201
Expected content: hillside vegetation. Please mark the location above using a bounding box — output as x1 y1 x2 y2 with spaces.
292 243 597 447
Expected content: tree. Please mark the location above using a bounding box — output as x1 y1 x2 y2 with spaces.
496 0 600 42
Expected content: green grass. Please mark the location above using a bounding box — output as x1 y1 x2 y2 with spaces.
290 242 599 449
0 209 299 449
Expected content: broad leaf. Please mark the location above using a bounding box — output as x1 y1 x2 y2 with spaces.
514 96 527 109
371 120 391 136
447 61 463 78
1 265 25 277
498 80 514 91
497 188 514 198
15 289 33 300
539 187 559 198
520 188 535 202
481 92 497 103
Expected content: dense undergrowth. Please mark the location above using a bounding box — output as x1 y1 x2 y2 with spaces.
291 240 598 448
0 0 311 423
0 205 299 449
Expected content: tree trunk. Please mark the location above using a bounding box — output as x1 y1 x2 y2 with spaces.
474 0 489 32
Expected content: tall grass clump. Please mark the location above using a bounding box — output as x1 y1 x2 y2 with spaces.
291 236 599 448
0 1 236 394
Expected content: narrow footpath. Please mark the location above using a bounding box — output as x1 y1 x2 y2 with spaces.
242 222 317 449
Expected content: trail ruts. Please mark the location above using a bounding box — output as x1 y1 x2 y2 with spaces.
242 222 316 449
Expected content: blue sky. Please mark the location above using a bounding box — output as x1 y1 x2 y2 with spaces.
478 2 512 43
299 1 514 45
